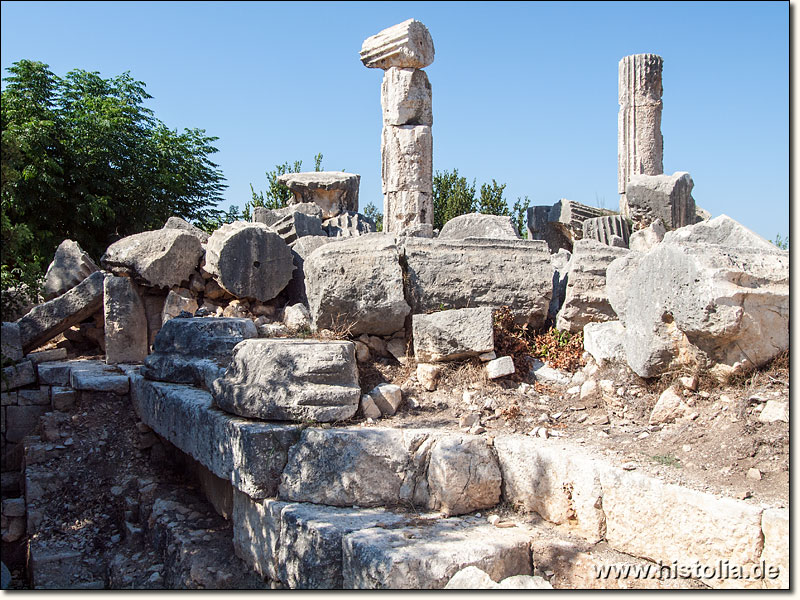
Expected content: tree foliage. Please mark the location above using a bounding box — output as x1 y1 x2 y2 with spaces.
244 153 323 220
362 201 383 232
1 59 227 283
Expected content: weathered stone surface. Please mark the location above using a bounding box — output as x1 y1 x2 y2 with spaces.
103 276 148 364
663 214 778 251
36 362 71 386
403 238 553 328
412 307 494 362
366 383 403 416
1 360 35 393
758 400 788 424
381 67 432 126
232 493 287 582
599 464 764 568
16 271 105 353
276 172 360 219
583 321 626 365
304 234 410 335
628 218 666 252
359 394 382 419
416 363 442 391
426 434 501 516
204 221 295 302
262 211 326 245
606 236 788 379
141 317 258 389
131 374 301 498
162 216 209 243
486 356 515 379
445 566 552 590
381 124 432 194
282 236 335 305
101 230 203 289
282 303 311 331
760 508 788 589
212 339 360 422
278 428 431 508
5 404 47 442
383 190 433 236
527 200 606 253
494 436 605 542
322 212 376 238
342 517 532 589
582 215 631 247
42 240 99 301
161 288 198 325
70 360 129 394
253 202 323 228
360 19 434 70
439 213 520 240
1 322 23 362
25 347 67 364
618 53 663 198
624 172 695 230
649 386 689 424
277 503 406 589
51 387 76 411
555 240 628 333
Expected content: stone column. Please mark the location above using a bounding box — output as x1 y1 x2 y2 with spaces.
361 19 435 237
618 53 664 215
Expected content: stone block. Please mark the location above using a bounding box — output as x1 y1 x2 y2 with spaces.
383 190 434 235
624 172 695 230
160 288 198 326
582 215 631 247
304 234 410 336
35 362 71 386
1 360 35 392
25 348 67 364
101 229 203 289
438 213 520 240
212 339 360 422
162 216 209 243
360 19 435 70
366 383 403 416
663 214 779 251
486 356 514 379
412 307 494 362
276 172 360 219
103 275 148 364
42 239 99 301
232 492 288 582
629 218 666 253
582 321 627 365
527 199 606 253
15 271 105 353
381 67 432 126
17 388 49 406
5 405 48 443
69 360 129 394
51 387 76 411
1 322 23 362
322 212 376 238
760 508 788 589
381 124 432 194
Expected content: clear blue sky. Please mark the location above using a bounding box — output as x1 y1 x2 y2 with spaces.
1 1 789 241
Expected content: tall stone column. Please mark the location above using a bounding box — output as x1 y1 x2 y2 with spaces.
361 19 435 237
618 53 664 216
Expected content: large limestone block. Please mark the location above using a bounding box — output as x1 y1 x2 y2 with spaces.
232 493 287 582
555 239 629 333
1 360 35 392
130 374 301 498
162 216 209 243
381 125 432 193
618 53 663 195
445 567 552 590
494 436 605 542
277 503 407 589
342 518 532 589
599 464 764 568
360 19 434 70
606 239 789 378
16 271 105 353
426 434 501 516
438 213 521 240
276 172 360 219
42 239 99 301
402 238 553 328
264 211 325 245
381 67 432 126
760 508 788 589
527 199 606 252
384 190 433 235
69 360 129 394
103 276 148 364
628 218 666 252
101 229 203 289
412 307 494 362
1 322 23 362
304 234 410 335
624 172 695 230
282 236 334 305
278 428 432 508
323 211 377 238
663 214 778 251
204 221 294 302
212 339 360 422
141 317 258 389
582 321 627 365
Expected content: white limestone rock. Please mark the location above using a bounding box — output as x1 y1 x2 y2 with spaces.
367 383 403 416
663 214 779 251
629 218 666 252
282 303 311 332
412 307 494 362
103 276 148 364
758 400 788 423
212 339 360 422
381 124 433 194
486 356 515 380
42 239 99 301
583 321 627 365
1 322 23 362
649 386 689 424
360 19 435 70
162 216 209 243
416 363 442 391
381 67 432 126
438 213 521 240
276 172 360 219
624 172 695 230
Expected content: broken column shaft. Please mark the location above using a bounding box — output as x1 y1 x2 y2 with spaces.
618 53 664 215
361 19 435 237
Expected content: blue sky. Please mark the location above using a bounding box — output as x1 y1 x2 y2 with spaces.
1 1 789 241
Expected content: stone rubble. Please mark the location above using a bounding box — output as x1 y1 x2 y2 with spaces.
42 240 100 301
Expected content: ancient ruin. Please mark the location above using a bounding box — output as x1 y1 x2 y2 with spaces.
0 18 788 591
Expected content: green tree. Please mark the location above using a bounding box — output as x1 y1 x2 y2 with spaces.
1 59 226 283
512 196 531 238
772 233 788 250
432 168 476 231
244 153 323 220
477 179 508 216
362 201 383 231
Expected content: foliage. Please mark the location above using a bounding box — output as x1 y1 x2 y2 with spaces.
492 306 532 381
244 153 323 220
477 179 508 216
530 327 585 372
195 204 242 234
432 168 476 231
1 59 226 283
772 233 788 250
512 196 531 238
362 201 383 232
651 454 682 468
